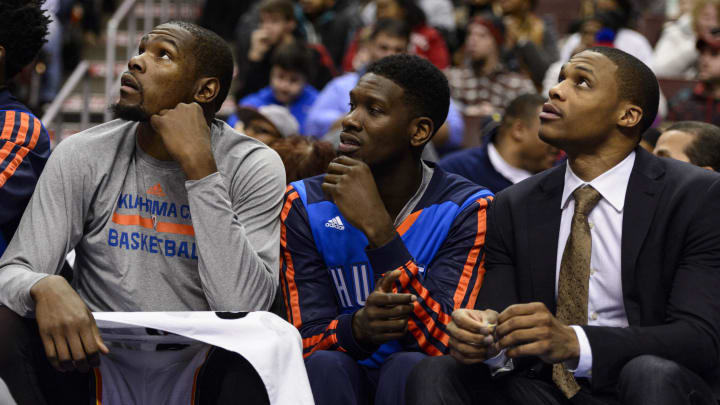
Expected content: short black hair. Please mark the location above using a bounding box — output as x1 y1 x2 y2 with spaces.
666 121 720 171
0 0 50 80
271 42 312 79
259 0 296 21
370 18 411 42
166 21 234 114
500 93 545 132
587 46 659 135
364 54 450 137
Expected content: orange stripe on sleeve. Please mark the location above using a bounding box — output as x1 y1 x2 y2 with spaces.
0 111 15 140
0 142 14 165
396 210 422 236
13 112 29 145
453 198 490 309
280 190 302 327
0 116 42 188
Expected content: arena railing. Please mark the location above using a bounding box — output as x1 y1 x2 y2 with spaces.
41 60 91 144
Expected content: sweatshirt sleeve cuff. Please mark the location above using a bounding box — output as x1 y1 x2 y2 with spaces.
185 171 224 191
335 312 378 360
364 233 413 276
0 266 49 317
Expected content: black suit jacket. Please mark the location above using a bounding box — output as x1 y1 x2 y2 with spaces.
477 147 720 392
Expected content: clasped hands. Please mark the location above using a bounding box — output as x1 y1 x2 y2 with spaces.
448 303 580 367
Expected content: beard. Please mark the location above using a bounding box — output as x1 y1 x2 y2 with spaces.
109 102 150 122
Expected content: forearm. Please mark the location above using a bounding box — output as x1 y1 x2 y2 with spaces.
187 173 278 311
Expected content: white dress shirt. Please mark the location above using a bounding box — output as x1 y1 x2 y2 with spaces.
487 143 534 184
557 151 636 378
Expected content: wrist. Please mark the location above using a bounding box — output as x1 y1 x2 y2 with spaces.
363 218 396 248
351 308 370 344
564 325 580 366
180 152 218 180
29 275 65 303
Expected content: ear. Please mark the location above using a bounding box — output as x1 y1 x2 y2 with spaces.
193 77 220 105
509 120 526 142
409 116 434 148
617 102 643 130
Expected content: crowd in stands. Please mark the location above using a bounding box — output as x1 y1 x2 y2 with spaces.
2 0 720 404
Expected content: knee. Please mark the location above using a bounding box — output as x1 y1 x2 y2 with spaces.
619 355 687 402
305 350 358 377
406 356 460 397
620 355 683 386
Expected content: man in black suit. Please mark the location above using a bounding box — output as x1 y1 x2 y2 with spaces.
406 47 720 405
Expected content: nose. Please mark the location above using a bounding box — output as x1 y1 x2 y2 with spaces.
128 53 145 73
548 81 565 101
341 108 362 132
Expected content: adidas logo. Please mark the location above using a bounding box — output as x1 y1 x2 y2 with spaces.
146 183 166 197
325 216 345 230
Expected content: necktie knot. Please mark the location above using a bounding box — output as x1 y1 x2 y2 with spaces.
572 185 602 218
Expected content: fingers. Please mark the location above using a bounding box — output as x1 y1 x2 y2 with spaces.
323 173 342 184
68 333 90 373
451 309 489 334
91 319 110 355
53 335 73 372
447 321 494 346
375 269 402 293
498 325 550 350
365 303 415 320
505 340 549 359
40 332 60 371
449 340 489 365
496 311 552 339
367 292 415 307
366 318 409 343
497 302 547 324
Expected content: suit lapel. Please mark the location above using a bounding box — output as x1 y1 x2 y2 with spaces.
527 165 565 314
621 148 665 317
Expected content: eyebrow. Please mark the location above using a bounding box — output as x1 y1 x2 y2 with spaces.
139 33 179 51
575 65 596 77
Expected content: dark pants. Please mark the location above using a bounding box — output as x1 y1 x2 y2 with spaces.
0 307 269 405
406 355 717 405
305 350 426 405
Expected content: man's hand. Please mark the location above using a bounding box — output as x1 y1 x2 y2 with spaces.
447 308 498 364
352 270 416 346
495 302 580 366
150 102 217 180
30 276 109 373
322 156 395 248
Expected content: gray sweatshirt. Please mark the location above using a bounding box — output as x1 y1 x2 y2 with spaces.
0 119 286 316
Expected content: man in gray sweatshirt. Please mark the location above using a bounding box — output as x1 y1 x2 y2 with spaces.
0 21 285 404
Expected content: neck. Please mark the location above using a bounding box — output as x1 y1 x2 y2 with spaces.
566 145 633 182
136 123 173 161
372 155 424 220
493 134 525 170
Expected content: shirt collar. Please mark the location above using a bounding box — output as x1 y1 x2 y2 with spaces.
487 142 534 184
560 150 636 212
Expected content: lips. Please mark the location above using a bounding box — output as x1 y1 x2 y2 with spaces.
539 102 562 121
120 72 141 93
338 132 361 154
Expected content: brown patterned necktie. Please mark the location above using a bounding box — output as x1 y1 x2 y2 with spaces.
552 185 602 398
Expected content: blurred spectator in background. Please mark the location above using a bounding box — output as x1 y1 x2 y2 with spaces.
559 0 654 67
269 135 336 182
500 0 559 88
235 0 335 100
306 19 411 138
446 16 535 120
438 93 556 192
306 19 465 150
542 12 616 96
343 0 450 71
654 120 720 170
237 42 319 134
230 105 300 145
668 32 720 125
0 0 52 256
654 0 720 79
296 0 364 68
639 126 662 152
